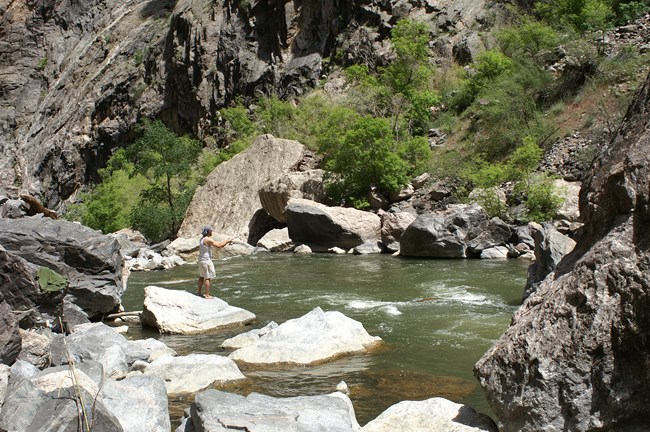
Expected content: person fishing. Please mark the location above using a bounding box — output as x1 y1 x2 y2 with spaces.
197 226 232 299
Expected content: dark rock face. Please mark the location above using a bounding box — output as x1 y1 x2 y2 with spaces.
285 198 382 250
0 299 22 365
0 217 124 320
399 204 488 258
475 73 650 432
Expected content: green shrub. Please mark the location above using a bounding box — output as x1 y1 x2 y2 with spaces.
64 149 147 233
453 50 514 112
256 96 298 137
523 174 565 222
506 136 544 191
397 136 432 175
405 90 442 136
497 20 560 61
612 1 650 24
460 138 562 222
221 104 257 138
535 0 613 31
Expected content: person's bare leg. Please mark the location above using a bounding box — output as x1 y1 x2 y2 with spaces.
198 277 204 297
204 279 213 299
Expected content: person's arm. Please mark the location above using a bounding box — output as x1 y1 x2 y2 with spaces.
206 237 233 248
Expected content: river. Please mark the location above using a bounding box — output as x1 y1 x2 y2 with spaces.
122 253 528 426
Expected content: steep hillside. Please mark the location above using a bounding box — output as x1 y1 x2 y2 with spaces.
0 0 507 209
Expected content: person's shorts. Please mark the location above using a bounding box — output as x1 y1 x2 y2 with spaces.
198 260 216 279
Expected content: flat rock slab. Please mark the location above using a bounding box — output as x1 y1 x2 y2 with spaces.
143 353 245 396
360 397 497 432
187 389 360 432
228 307 381 366
141 286 256 334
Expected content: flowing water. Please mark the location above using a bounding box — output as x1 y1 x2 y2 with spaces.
122 253 528 426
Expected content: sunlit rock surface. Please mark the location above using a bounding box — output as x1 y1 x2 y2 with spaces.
360 397 497 432
179 389 360 432
143 353 244 396
229 307 381 366
141 286 255 334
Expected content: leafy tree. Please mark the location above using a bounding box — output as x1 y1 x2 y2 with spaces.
126 119 202 242
321 115 409 205
380 19 439 137
610 0 650 24
382 19 433 96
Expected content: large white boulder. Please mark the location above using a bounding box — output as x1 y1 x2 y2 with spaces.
221 321 279 350
143 353 244 396
228 307 381 366
259 169 326 222
360 397 497 432
256 228 294 252
553 179 581 222
141 286 256 334
177 134 306 241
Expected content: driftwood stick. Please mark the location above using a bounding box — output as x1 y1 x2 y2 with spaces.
104 311 142 320
20 194 58 219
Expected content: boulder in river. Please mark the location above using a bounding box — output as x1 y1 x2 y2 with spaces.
179 389 360 432
228 307 382 366
141 286 256 334
256 228 294 252
360 397 497 432
285 199 382 251
399 204 488 258
221 321 279 350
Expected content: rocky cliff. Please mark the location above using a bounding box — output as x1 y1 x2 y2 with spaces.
0 0 508 210
474 71 650 431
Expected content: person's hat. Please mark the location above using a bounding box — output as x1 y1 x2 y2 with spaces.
201 226 212 236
